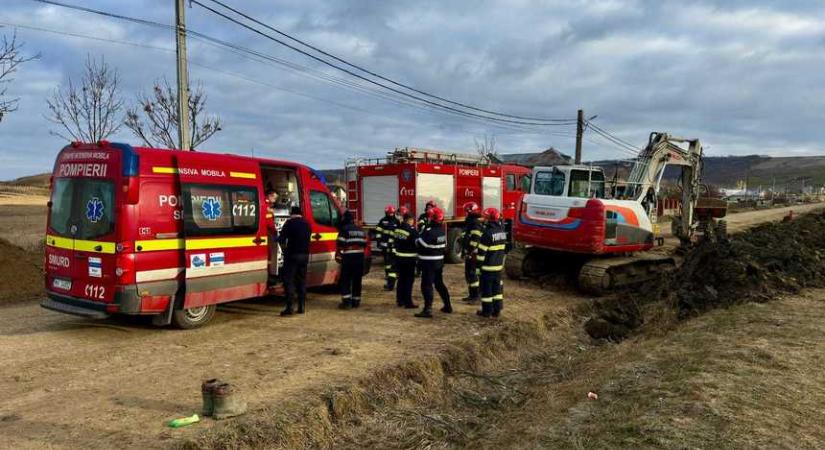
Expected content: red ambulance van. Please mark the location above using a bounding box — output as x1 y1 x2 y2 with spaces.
43 141 364 328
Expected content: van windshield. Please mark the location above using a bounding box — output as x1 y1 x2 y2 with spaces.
49 178 115 240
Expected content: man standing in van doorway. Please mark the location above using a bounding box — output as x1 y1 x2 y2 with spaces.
277 206 311 316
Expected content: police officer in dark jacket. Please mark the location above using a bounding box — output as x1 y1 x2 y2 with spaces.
376 205 399 291
277 206 312 316
415 207 452 318
477 208 508 318
460 202 484 304
393 207 419 309
336 210 367 309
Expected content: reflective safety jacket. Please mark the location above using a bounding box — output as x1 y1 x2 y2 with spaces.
375 215 399 250
393 222 418 259
478 221 508 272
336 223 367 258
416 224 446 263
461 215 484 256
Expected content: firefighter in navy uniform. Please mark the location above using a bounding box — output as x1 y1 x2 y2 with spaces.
393 207 419 309
336 210 367 309
460 202 484 304
477 208 508 318
277 206 312 316
376 205 399 291
415 200 437 277
415 207 452 318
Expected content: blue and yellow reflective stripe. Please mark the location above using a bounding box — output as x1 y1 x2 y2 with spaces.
482 265 504 271
471 230 483 236
316 232 339 241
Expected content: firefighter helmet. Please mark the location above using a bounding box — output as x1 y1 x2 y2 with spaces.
483 207 501 222
398 206 409 216
463 201 480 215
425 200 437 210
430 207 445 224
385 205 396 215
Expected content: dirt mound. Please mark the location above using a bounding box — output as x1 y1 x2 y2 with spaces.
677 211 825 317
586 211 825 340
0 238 43 305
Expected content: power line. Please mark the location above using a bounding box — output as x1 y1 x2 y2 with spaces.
202 0 575 124
27 0 577 132
586 121 640 154
190 0 575 127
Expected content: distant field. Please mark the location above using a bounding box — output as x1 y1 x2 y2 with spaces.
0 204 46 251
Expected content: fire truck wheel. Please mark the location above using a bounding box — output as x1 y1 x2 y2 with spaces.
171 304 217 329
445 227 463 264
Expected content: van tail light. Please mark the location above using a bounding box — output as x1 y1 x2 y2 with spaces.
123 176 140 204
116 243 136 284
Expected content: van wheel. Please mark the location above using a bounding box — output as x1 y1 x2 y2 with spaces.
445 227 463 264
171 304 216 329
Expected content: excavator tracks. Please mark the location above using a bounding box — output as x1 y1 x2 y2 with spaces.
578 253 677 296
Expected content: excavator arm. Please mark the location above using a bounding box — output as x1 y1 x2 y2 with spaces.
626 132 703 241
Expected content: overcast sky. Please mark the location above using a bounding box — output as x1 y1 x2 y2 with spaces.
1 0 823 180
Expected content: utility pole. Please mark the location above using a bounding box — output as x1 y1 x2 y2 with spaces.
175 0 192 151
575 109 584 164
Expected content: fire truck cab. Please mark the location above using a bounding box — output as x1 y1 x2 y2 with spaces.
346 148 530 262
43 141 362 328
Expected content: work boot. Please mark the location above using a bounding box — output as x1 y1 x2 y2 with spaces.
477 302 492 318
440 300 453 314
352 298 361 308
338 299 353 310
200 378 221 417
492 300 503 317
404 302 418 309
414 309 433 318
296 307 305 314
212 383 247 420
280 308 294 316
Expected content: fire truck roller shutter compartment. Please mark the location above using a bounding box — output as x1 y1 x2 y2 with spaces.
361 175 398 225
483 176 502 211
416 173 455 219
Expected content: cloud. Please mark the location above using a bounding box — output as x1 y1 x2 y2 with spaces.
0 0 823 181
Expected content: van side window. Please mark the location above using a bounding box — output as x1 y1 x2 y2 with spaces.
521 175 532 193
310 190 336 227
182 184 259 236
505 174 517 191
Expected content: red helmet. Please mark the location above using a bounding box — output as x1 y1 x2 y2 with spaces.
398 206 409 216
463 201 480 215
430 207 445 224
385 205 396 215
483 207 500 222
425 200 437 210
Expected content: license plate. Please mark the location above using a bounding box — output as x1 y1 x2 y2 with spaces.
52 278 72 291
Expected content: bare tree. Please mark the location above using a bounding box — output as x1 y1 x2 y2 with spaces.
1 31 39 122
474 134 499 159
125 78 221 149
46 55 123 142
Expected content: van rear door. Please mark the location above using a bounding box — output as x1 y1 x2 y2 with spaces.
45 145 122 308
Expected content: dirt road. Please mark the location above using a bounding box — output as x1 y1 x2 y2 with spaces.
0 203 820 449
0 265 581 449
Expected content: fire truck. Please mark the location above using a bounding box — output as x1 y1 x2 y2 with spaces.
42 141 365 328
346 147 531 262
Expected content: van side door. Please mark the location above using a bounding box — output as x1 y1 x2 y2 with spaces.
172 154 268 307
302 171 340 287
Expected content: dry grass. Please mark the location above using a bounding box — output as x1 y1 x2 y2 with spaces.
325 291 825 450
